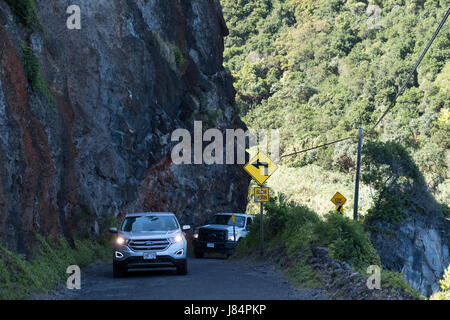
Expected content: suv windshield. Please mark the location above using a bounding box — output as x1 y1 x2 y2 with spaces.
208 215 245 228
121 215 179 232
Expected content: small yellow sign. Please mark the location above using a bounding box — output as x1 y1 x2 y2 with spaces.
331 192 347 206
244 151 278 185
232 214 235 223
254 187 269 202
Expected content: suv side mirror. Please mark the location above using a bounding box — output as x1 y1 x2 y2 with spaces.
109 227 118 233
182 225 191 231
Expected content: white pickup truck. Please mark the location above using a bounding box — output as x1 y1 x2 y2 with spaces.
192 213 254 258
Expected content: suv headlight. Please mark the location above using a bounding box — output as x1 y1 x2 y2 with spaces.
116 236 129 245
228 233 237 241
170 234 183 243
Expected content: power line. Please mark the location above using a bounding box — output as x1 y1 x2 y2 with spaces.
370 6 450 132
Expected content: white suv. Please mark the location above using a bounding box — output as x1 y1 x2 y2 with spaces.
109 212 190 277
192 213 254 258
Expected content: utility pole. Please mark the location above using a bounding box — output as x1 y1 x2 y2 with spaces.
260 200 264 256
353 128 363 221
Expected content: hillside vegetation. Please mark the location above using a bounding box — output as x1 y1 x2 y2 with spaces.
222 0 449 208
223 0 449 298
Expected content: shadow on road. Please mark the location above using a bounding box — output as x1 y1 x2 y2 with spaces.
196 256 228 260
101 256 228 279
102 268 183 279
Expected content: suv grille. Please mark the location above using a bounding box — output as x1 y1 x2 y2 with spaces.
199 229 227 242
128 239 170 251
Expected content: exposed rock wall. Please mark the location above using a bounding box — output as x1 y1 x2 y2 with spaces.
0 0 249 255
369 214 449 296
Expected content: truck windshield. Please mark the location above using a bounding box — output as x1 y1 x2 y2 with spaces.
121 215 179 232
208 215 245 228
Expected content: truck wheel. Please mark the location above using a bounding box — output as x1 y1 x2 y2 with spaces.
194 250 204 258
113 262 126 278
176 260 188 275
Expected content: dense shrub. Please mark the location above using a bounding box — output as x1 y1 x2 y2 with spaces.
314 212 381 270
5 0 42 31
20 42 53 106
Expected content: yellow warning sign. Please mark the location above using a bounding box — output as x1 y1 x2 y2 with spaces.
254 187 269 202
331 192 347 206
331 192 346 214
244 152 278 185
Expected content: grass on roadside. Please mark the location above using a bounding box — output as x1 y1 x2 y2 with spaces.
0 235 110 299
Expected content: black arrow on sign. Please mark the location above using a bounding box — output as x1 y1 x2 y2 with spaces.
252 159 269 176
336 204 343 213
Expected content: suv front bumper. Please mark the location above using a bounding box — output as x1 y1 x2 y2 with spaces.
114 255 186 269
113 241 186 269
193 239 236 254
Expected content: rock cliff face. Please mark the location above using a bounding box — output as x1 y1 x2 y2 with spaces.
369 214 449 296
0 0 250 255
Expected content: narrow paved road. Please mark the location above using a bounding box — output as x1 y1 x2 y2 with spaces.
35 257 329 300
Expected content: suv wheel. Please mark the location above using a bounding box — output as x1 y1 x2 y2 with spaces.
176 260 188 275
194 250 204 258
113 262 127 278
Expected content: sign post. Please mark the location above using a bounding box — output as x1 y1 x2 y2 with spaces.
260 200 263 256
254 187 269 256
244 152 278 257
